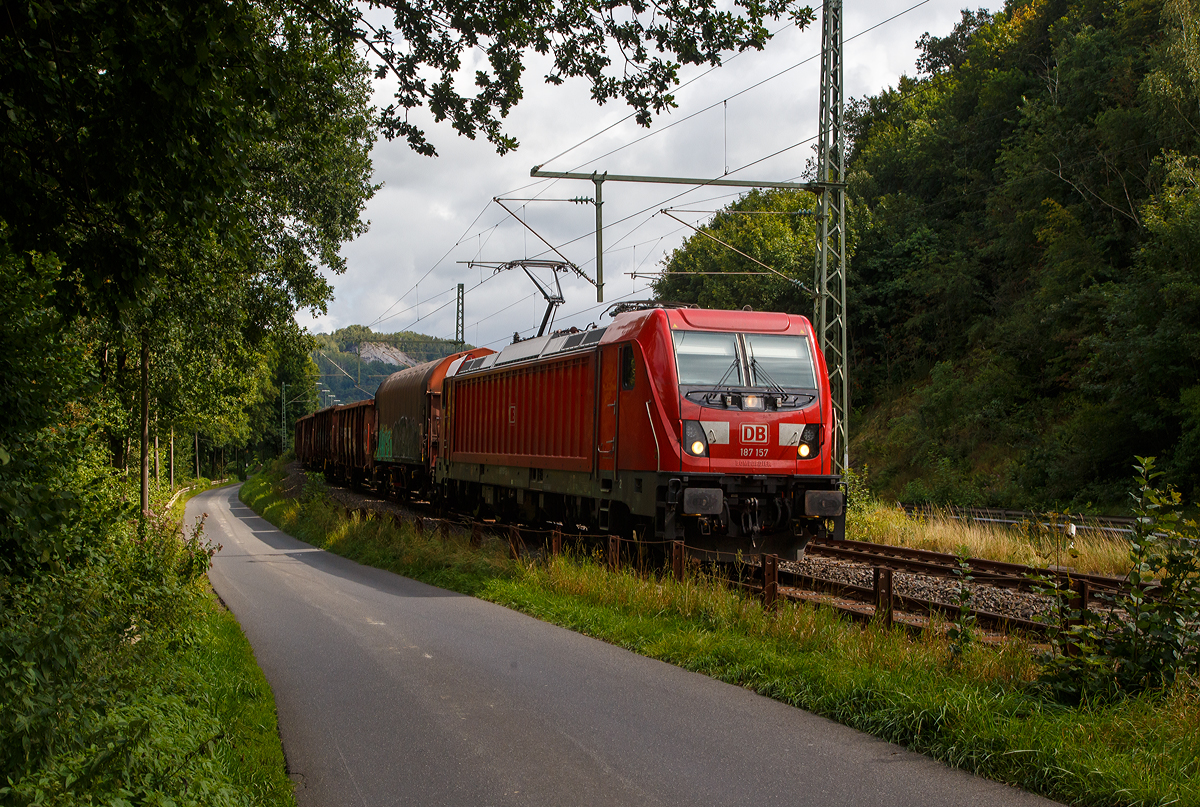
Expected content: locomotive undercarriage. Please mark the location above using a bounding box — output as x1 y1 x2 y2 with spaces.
663 473 845 560
304 457 844 560
433 460 843 560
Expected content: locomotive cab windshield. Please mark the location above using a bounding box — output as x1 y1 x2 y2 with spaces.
673 330 818 409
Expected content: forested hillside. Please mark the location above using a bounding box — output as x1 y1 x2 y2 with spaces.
657 0 1200 510
848 0 1200 508
310 326 471 404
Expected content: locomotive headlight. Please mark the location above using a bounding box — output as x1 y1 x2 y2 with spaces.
741 394 764 411
682 421 709 457
796 423 820 460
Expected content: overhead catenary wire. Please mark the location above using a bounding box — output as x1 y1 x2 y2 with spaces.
658 209 816 297
473 283 651 348
537 0 931 177
369 285 459 330
423 0 935 279
374 1 942 346
367 199 495 329
534 16 806 171
314 351 376 398
475 0 932 240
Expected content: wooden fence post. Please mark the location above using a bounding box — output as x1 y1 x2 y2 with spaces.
762 554 779 610
551 529 562 557
608 535 620 572
873 567 894 629
1066 578 1090 657
672 541 685 583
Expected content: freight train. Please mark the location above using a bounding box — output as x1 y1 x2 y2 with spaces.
295 304 844 558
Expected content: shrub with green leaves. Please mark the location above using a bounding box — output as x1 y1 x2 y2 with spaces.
1040 457 1200 702
0 502 232 805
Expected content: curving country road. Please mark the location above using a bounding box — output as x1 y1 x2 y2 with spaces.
195 484 1060 807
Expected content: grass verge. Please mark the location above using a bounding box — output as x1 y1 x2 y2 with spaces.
179 478 294 806
241 467 1199 807
847 499 1133 575
199 598 295 806
2 476 294 806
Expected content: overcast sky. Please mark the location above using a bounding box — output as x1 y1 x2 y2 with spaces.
300 0 973 351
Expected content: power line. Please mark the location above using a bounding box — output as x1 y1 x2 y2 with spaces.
374 1 939 346
367 199 494 328
535 16 808 172
470 0 932 250
369 285 458 330
538 1 930 177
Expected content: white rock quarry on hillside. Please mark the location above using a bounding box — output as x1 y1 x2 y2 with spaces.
357 342 417 367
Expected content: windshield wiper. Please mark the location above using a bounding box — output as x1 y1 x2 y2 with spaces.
748 359 818 407
697 358 742 406
714 357 741 390
750 358 788 398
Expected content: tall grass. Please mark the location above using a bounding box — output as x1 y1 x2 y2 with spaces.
241 466 1200 807
242 470 515 595
848 500 1133 576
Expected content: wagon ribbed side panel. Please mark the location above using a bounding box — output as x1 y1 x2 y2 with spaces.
447 353 595 472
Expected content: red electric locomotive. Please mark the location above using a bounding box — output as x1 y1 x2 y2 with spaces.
436 304 843 558
295 304 844 559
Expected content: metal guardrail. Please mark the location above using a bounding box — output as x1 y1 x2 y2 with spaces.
162 478 230 517
900 504 1137 536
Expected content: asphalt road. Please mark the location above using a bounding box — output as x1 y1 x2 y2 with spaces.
197 484 1061 807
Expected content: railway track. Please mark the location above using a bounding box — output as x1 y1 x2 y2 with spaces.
804 537 1130 601
294 466 1129 638
900 503 1137 536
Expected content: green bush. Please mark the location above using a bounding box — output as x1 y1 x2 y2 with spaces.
1039 457 1200 702
0 503 234 805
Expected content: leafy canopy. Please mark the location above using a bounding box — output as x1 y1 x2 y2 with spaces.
843 0 1200 507
319 0 814 155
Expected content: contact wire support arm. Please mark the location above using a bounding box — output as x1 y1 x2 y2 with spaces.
468 260 573 337
492 198 596 288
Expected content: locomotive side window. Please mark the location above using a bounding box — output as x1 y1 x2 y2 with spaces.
621 346 636 389
673 331 743 386
744 334 817 389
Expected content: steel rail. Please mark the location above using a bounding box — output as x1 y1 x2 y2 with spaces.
806 537 1131 600
899 503 1138 535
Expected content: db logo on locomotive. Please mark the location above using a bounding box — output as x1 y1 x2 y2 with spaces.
740 424 768 444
